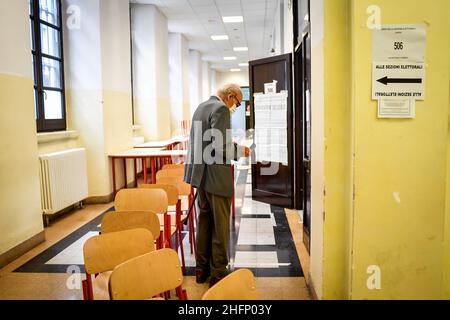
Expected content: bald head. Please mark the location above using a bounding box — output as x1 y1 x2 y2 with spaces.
217 83 243 110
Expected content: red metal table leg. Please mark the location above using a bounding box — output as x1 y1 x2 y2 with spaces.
143 158 147 184
134 158 138 188
151 158 156 184
112 157 117 196
123 158 128 189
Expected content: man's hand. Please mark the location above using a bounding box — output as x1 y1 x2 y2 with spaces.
241 146 252 157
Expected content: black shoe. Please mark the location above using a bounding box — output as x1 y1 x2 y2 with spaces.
209 275 226 288
196 268 210 284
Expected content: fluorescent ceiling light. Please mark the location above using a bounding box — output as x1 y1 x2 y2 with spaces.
233 47 248 52
224 56 237 61
211 35 229 41
223 16 244 23
230 69 241 72
239 63 249 67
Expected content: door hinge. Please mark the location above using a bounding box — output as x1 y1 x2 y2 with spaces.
323 211 326 221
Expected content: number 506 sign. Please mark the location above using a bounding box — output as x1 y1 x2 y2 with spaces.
373 24 426 63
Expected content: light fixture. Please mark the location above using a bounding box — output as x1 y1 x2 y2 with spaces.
222 16 244 23
211 35 229 41
230 69 241 72
239 63 249 67
233 47 248 52
224 56 237 61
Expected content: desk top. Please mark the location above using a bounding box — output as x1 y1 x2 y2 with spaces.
110 149 188 158
135 135 189 149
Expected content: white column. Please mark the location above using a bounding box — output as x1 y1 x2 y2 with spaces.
202 61 211 101
189 50 203 115
131 4 171 140
169 33 191 135
64 0 134 196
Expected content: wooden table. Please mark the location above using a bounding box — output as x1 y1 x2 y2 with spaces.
134 135 190 150
110 147 235 221
109 149 188 195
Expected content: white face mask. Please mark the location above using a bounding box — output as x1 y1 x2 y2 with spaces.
230 104 237 114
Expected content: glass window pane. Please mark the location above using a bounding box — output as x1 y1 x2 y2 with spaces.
34 89 39 120
30 22 36 51
42 57 61 88
40 24 60 58
43 90 63 120
39 0 59 26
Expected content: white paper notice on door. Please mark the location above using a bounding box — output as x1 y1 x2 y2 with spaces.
254 92 289 165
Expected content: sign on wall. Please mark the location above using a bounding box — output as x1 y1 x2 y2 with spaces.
372 24 426 119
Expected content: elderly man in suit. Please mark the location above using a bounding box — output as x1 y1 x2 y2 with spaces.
184 83 251 288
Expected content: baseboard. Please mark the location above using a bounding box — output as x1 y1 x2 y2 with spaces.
84 193 114 205
84 180 137 205
307 271 319 300
0 231 46 269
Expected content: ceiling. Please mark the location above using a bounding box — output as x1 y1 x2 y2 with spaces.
130 0 281 72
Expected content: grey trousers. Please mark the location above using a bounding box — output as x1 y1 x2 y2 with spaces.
195 188 232 278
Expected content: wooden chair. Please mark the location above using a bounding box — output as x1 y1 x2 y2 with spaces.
82 228 154 300
156 168 185 180
140 184 186 273
100 211 163 249
114 189 174 248
162 164 185 170
202 269 260 300
157 175 197 255
109 248 188 300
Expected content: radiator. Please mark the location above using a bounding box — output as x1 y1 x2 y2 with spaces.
39 148 88 215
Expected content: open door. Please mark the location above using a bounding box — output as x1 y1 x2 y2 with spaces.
249 54 294 209
294 0 312 253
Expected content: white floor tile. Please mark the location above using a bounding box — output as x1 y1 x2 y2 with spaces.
46 232 99 265
233 251 289 268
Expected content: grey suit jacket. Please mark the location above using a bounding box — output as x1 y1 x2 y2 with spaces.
184 96 238 198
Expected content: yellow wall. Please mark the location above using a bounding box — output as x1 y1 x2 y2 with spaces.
319 0 450 299
0 0 44 256
0 75 43 254
321 0 353 299
351 0 449 300
444 112 450 298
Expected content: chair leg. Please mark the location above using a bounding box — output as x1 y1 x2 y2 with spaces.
85 274 94 300
179 227 186 275
176 287 188 301
82 279 89 301
188 215 194 254
189 214 197 255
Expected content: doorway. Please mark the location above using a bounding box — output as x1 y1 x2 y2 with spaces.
293 0 312 253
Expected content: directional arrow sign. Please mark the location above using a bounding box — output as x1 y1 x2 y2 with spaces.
377 77 423 86
372 62 425 100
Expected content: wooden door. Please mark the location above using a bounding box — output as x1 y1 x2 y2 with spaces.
249 54 294 208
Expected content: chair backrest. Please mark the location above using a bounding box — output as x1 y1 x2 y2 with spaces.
101 211 160 240
201 269 260 300
156 168 185 180
109 248 183 300
83 228 154 275
115 188 168 213
162 164 185 170
140 184 179 206
157 176 191 197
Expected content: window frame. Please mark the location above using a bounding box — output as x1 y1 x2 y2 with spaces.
30 0 67 132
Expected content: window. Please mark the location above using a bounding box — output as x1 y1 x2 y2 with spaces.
30 0 67 132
